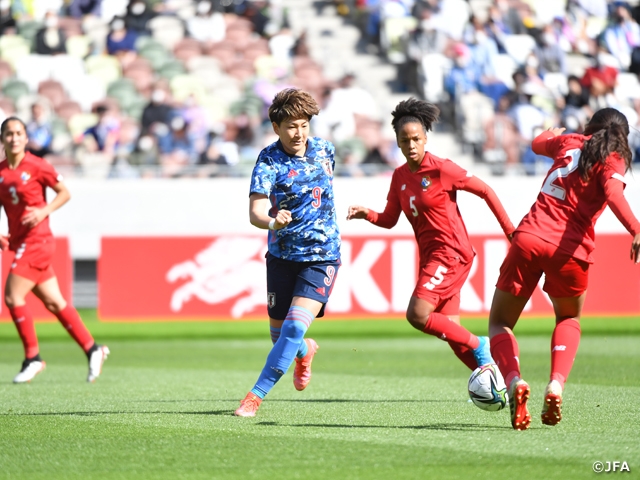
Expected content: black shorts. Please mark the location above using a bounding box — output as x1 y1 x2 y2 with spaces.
266 252 341 320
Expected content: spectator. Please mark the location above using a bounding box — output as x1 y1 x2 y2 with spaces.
603 2 640 70
106 16 138 65
68 0 101 18
532 26 568 76
158 116 198 176
141 86 174 135
34 11 67 55
581 52 618 92
483 93 520 172
124 0 155 35
83 104 121 155
26 102 54 157
186 0 226 44
0 0 17 36
509 82 548 145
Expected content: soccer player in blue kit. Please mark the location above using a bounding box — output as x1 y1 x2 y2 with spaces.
234 88 341 417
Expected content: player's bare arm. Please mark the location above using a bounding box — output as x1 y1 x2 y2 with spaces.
632 233 640 264
21 182 70 228
249 193 291 230
346 205 369 220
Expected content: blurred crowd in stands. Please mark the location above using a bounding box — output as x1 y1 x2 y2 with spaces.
347 0 640 174
1 0 640 177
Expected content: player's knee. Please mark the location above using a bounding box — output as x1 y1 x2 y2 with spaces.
4 294 19 309
406 311 428 331
42 299 64 314
281 319 307 340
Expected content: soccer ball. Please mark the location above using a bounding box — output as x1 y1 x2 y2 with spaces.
468 363 508 411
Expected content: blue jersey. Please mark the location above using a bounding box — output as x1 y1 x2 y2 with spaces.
250 137 341 262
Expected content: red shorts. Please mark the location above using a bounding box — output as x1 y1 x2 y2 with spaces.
496 231 589 298
414 256 472 315
10 240 56 284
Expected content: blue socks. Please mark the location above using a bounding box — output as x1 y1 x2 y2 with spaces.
251 306 314 399
270 323 309 358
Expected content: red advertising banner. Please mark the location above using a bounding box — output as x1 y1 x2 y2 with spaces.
0 237 73 320
99 235 640 320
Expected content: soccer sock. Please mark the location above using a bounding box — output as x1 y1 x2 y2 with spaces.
10 305 39 359
270 324 308 358
251 306 314 399
421 312 479 349
490 332 521 387
447 342 477 370
550 317 581 388
55 305 95 353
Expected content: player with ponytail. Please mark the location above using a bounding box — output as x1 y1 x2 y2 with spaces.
488 108 640 430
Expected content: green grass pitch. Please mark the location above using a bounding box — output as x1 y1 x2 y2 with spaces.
0 311 638 479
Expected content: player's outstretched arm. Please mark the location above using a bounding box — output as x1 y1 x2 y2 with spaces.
603 179 640 264
462 176 515 240
249 193 291 230
631 234 640 264
21 181 70 228
346 205 369 220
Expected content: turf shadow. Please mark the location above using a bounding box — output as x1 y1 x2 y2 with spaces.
257 421 512 431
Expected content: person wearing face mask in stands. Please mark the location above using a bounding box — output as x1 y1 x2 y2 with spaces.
124 0 155 35
34 11 67 55
0 0 17 36
141 86 174 136
532 26 568 77
186 0 226 44
603 2 640 70
106 16 138 68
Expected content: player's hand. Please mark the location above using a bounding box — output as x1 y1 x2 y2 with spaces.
21 206 48 228
273 209 292 230
0 234 9 251
507 232 513 243
347 205 369 220
547 127 566 137
631 233 640 264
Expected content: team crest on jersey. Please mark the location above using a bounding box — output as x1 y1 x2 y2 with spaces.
21 171 31 183
267 292 276 308
421 176 431 190
320 159 333 177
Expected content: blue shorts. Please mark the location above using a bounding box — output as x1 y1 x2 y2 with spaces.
266 252 340 320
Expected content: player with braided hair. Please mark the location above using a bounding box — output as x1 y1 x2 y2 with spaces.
347 98 515 374
488 107 640 430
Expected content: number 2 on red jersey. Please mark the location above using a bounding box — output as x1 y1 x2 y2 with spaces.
540 148 581 201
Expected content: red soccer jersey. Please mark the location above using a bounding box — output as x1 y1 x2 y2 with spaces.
518 132 637 263
0 152 62 250
367 152 477 264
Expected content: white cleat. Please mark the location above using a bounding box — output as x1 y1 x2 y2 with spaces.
13 359 46 383
87 345 110 383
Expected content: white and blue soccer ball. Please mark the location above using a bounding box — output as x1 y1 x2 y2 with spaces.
468 363 508 411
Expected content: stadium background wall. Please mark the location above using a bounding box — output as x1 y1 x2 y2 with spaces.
0 177 637 319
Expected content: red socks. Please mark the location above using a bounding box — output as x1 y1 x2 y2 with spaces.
490 332 520 387
422 312 479 349
447 343 478 371
55 305 95 353
10 305 39 359
550 318 581 388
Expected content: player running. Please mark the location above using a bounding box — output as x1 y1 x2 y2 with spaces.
347 98 514 373
0 117 109 383
488 108 640 430
234 89 341 417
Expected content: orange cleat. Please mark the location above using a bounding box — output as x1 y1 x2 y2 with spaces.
293 338 319 391
509 378 531 431
234 392 262 417
541 380 563 426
